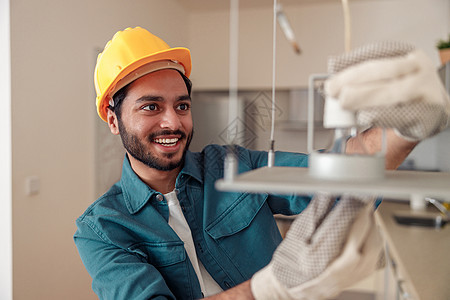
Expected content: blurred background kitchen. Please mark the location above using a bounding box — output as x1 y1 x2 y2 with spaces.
1 0 449 299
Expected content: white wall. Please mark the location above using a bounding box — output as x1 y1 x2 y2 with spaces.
10 0 188 299
0 0 12 298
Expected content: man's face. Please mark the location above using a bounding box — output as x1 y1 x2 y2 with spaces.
113 69 193 171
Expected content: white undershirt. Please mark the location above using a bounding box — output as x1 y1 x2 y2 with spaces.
164 190 223 297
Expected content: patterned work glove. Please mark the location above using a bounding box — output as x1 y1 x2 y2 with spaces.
250 193 383 300
324 41 450 141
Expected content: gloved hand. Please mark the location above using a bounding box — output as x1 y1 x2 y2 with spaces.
324 41 450 141
250 193 383 300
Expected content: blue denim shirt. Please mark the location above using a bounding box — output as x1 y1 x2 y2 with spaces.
74 145 310 299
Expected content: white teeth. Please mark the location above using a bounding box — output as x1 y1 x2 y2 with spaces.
154 138 179 145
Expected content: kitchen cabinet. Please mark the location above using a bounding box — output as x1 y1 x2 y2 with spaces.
375 201 450 300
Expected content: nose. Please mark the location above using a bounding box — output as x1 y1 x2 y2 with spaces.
159 108 182 130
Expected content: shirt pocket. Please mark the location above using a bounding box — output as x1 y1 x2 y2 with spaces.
205 192 268 239
205 193 280 278
128 242 198 299
128 241 186 267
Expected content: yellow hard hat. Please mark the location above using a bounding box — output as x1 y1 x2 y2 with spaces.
94 27 192 121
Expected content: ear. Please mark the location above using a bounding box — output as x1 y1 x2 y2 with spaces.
107 108 120 135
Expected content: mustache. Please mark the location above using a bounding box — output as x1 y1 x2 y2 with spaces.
148 130 187 141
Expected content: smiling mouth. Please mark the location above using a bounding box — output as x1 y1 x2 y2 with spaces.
153 137 180 147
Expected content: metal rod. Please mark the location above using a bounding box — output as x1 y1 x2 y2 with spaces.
267 0 278 168
276 3 301 54
426 197 450 218
225 0 240 181
307 74 329 153
341 0 352 52
228 0 239 139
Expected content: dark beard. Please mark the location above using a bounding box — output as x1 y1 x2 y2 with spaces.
117 119 193 171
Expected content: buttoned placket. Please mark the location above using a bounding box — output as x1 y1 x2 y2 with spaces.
152 192 170 222
156 194 164 202
177 180 237 292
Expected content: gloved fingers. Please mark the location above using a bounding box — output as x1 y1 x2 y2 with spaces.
359 213 383 262
287 193 375 253
270 192 338 287
334 206 384 286
328 40 414 74
272 194 375 287
308 194 375 259
327 46 450 141
337 70 440 111
311 200 380 285
271 199 380 299
284 204 383 300
339 198 378 254
326 50 421 99
357 102 449 141
298 195 369 280
328 50 446 111
285 192 337 241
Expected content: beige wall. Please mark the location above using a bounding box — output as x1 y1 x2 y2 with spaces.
10 0 188 299
188 0 449 90
187 0 450 167
6 0 450 299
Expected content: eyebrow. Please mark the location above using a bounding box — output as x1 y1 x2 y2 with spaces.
135 94 191 104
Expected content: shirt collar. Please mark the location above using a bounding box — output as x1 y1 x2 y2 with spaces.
178 150 203 184
119 155 156 214
119 151 203 214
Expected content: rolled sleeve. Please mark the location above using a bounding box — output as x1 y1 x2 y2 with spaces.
74 218 176 300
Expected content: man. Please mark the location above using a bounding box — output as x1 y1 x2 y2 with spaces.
74 27 445 299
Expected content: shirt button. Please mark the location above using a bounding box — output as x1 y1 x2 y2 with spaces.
156 194 164 202
224 281 231 289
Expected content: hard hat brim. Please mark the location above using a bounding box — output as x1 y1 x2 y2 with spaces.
97 46 191 122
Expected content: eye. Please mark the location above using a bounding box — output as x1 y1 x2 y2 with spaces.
177 103 190 111
142 103 158 111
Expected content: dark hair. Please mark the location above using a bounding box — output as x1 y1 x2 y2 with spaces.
108 70 192 120
179 71 192 96
108 84 128 120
